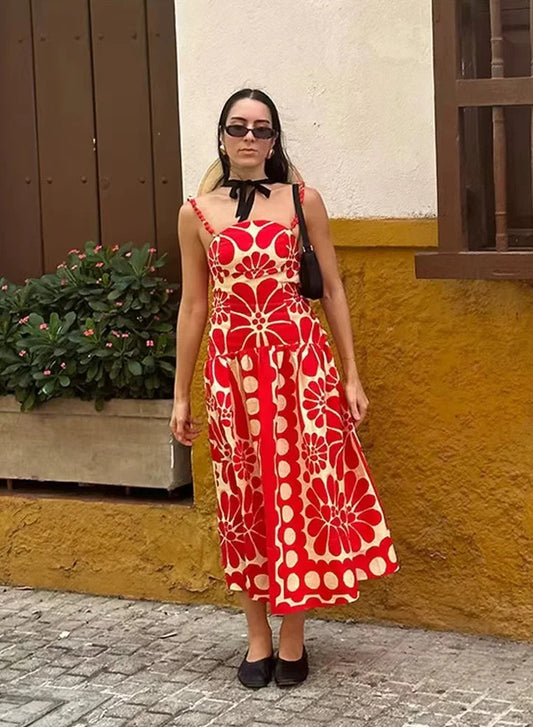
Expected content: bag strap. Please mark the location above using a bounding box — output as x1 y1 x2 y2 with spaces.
292 183 312 253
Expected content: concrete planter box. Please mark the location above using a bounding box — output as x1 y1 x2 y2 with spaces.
0 396 191 491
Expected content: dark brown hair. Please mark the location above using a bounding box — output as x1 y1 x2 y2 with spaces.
217 88 291 184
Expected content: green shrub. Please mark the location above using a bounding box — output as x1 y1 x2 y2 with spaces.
0 241 178 411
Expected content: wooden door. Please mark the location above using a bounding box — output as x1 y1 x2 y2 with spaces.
0 0 183 284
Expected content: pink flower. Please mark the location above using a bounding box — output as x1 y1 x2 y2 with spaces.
121 333 129 339
1 284 8 291
78 253 86 260
94 245 103 252
95 262 104 268
106 342 113 348
60 280 68 286
60 362 66 369
83 329 94 337
125 252 132 258
115 301 123 307
43 370 51 376
146 340 154 347
149 266 155 272
112 245 119 252
71 264 78 270
153 315 160 321
68 248 80 254
149 247 157 253
18 350 27 357
57 263 66 269
39 323 48 330
111 330 120 338
18 316 29 325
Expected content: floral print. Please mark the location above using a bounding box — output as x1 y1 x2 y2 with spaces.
232 251 278 279
190 185 398 614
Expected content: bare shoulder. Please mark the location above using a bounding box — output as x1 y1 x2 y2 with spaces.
194 187 226 207
178 199 197 225
179 187 223 222
177 199 205 244
303 185 323 203
302 185 328 217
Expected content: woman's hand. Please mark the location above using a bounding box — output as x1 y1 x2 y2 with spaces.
343 377 369 429
170 398 203 446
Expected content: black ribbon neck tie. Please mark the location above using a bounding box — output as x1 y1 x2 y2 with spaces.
223 178 271 222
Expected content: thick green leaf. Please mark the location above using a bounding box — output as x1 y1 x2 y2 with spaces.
87 360 98 381
146 375 158 390
2 364 20 376
21 391 36 411
42 379 56 396
62 311 77 331
18 372 32 387
89 300 109 312
108 288 125 301
127 360 142 376
159 361 175 376
28 313 44 326
110 360 122 380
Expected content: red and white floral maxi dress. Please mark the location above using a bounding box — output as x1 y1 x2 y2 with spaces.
189 183 399 615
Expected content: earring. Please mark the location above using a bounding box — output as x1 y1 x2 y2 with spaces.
267 148 274 159
219 144 227 156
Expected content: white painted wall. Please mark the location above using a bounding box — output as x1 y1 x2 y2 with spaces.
175 0 436 219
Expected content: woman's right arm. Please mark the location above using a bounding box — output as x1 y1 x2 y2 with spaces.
170 202 209 443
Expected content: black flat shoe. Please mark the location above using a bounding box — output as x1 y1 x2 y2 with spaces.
237 650 275 689
274 646 309 687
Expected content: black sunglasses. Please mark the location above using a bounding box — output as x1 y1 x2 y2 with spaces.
224 124 277 140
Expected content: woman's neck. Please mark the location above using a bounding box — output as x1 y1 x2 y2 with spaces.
228 164 268 181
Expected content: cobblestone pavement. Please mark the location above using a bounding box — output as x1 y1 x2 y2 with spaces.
0 586 532 727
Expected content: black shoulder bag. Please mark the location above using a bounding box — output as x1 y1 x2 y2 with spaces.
292 183 323 300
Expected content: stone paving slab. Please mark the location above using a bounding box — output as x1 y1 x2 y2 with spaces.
0 585 532 726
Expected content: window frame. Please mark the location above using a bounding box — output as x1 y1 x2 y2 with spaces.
414 0 533 280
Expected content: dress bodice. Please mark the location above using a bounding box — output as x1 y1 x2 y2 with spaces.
204 219 323 358
207 220 301 291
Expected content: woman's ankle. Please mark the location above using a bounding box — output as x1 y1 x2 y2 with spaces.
246 627 273 661
278 614 305 660
237 591 273 660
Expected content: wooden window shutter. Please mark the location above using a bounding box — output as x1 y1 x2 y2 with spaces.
415 0 533 280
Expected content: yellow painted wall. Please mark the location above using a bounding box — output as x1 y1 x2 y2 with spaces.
1 218 532 642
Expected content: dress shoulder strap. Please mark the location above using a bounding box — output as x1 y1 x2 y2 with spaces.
290 181 305 230
187 196 216 236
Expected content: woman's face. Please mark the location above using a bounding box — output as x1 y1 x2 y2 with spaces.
221 98 276 171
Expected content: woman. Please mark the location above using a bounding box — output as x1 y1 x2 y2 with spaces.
170 88 399 689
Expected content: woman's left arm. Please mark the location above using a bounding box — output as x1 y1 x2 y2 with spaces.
303 187 369 426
